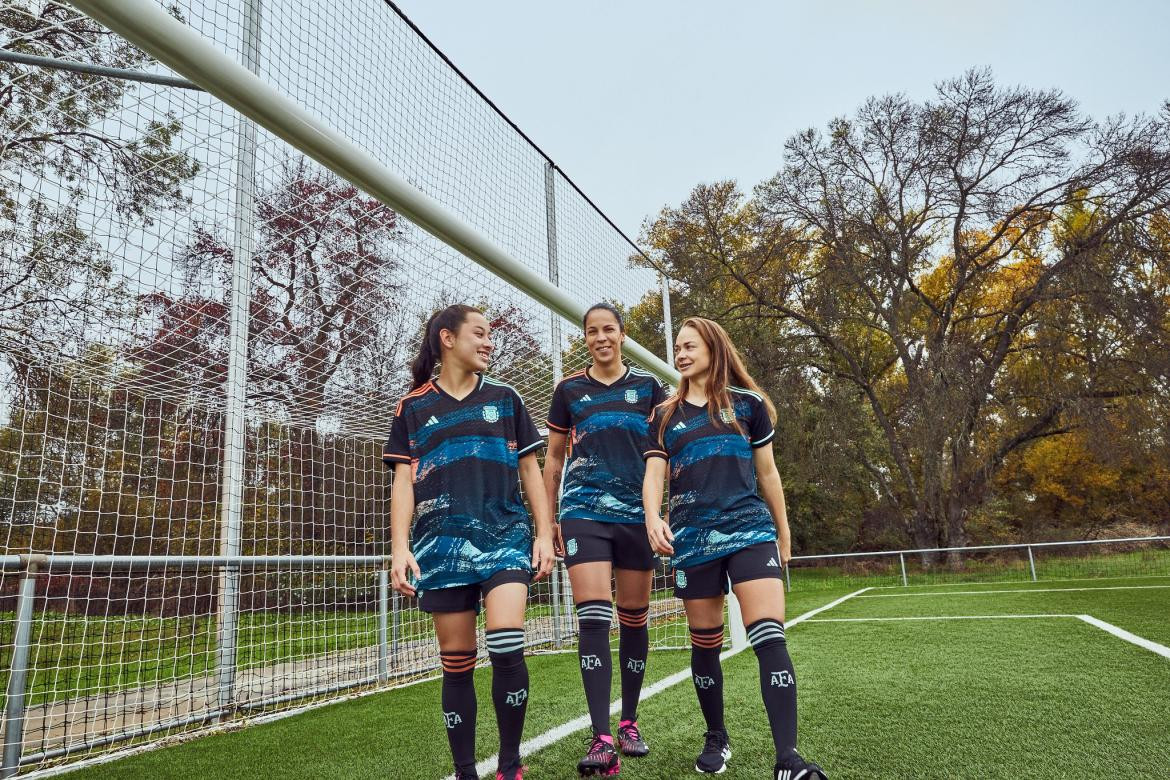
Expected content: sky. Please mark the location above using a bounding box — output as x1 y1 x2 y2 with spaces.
396 0 1170 240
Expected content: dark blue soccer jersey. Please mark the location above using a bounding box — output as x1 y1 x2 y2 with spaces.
643 387 777 569
383 374 544 591
547 365 667 525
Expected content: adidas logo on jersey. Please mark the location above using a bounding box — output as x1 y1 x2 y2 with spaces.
425 415 439 427
673 421 687 431
581 394 592 402
767 557 779 568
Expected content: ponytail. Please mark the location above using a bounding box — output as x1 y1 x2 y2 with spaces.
410 304 480 390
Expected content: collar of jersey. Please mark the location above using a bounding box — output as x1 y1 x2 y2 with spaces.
432 372 485 402
584 363 631 387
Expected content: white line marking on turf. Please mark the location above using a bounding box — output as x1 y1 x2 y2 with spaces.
805 614 1077 622
451 588 872 780
805 613 1170 661
1077 615 1170 660
858 585 1170 598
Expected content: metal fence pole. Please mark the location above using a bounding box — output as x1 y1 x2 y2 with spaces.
391 589 401 662
544 161 562 383
550 562 563 648
784 563 792 592
377 568 389 683
899 552 908 587
1027 546 1037 582
215 0 261 718
661 274 674 365
2 559 40 778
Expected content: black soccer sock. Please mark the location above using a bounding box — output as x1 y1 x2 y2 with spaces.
439 650 478 775
617 604 649 722
487 628 529 771
576 600 614 735
689 624 725 732
747 618 797 760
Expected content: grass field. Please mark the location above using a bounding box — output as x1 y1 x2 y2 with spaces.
56 578 1170 779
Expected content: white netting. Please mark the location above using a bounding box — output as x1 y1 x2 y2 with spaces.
0 0 683 771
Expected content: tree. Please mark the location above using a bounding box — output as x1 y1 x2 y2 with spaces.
640 70 1170 556
0 1 198 368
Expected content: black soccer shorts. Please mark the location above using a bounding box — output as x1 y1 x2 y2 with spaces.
418 569 532 614
561 517 656 571
672 541 784 600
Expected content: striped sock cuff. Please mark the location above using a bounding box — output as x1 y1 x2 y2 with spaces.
746 618 786 648
617 605 649 629
576 600 614 626
485 628 525 655
440 650 477 674
690 624 725 649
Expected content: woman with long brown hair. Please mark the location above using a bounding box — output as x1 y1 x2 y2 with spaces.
642 317 826 780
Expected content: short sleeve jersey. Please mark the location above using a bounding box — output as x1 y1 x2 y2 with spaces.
643 387 777 569
547 365 667 525
383 374 544 591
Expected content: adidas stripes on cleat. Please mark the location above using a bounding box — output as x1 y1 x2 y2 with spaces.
694 729 731 774
616 719 649 757
774 750 827 780
577 733 621 776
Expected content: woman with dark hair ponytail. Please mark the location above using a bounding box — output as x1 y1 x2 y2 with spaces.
383 304 555 780
642 317 827 780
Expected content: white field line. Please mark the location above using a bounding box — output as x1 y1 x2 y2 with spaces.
452 588 873 780
867 573 1170 591
804 613 1170 661
1077 615 1170 660
805 614 1077 622
858 584 1170 598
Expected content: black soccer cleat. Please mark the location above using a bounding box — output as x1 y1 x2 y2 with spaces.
617 719 649 757
773 749 827 780
694 729 731 774
577 733 621 776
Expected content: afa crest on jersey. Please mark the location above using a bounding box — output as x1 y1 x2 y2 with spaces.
625 389 638 404
719 407 735 424
482 405 500 423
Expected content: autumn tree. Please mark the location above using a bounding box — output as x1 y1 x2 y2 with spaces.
641 70 1170 555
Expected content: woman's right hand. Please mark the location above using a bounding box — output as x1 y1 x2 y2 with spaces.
390 549 421 596
646 515 675 556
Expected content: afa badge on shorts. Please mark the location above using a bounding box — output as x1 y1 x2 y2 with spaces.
566 538 578 556
482 405 499 423
675 570 687 588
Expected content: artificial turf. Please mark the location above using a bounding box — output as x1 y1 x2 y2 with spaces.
56 581 1170 778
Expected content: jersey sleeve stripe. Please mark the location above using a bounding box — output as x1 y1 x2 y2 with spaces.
750 430 776 447
517 439 545 456
545 420 570 433
394 381 434 415
381 452 411 463
729 385 764 401
642 448 668 460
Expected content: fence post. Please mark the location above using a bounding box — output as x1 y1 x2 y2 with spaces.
377 567 389 683
550 561 563 648
1027 545 1037 582
899 552 908 587
727 592 748 651
661 274 674 365
2 558 40 778
215 0 261 719
785 562 792 593
391 589 401 663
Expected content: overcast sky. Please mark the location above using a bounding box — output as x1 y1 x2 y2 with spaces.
396 0 1170 240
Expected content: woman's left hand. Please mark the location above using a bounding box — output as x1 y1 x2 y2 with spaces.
532 534 556 582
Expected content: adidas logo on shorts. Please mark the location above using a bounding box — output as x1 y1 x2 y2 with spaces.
767 557 779 568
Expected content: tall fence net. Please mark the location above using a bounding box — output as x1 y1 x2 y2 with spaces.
0 0 678 772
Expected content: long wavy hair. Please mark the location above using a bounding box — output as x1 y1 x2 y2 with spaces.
657 316 776 442
409 304 481 390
